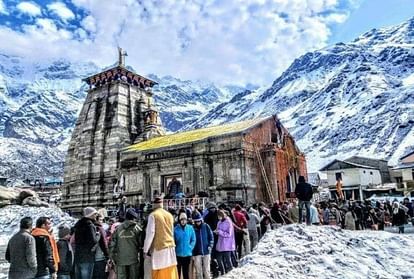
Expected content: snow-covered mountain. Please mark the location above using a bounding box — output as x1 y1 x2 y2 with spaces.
147 74 254 132
0 55 98 180
186 17 414 171
0 56 244 180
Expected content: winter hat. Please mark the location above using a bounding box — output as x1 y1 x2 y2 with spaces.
58 224 71 239
193 212 203 222
83 207 98 218
179 212 187 221
125 208 138 220
153 197 163 204
206 202 217 209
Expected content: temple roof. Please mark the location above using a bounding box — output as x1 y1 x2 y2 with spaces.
83 65 157 88
125 116 272 153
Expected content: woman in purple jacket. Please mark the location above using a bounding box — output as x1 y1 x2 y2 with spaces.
215 210 235 275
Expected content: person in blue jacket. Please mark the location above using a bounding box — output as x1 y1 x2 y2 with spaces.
174 212 196 279
192 212 214 279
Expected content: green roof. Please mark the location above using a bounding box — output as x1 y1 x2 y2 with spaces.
125 117 270 152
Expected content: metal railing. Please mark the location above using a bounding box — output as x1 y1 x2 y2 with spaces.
163 197 208 210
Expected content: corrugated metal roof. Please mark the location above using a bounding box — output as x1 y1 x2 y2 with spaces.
125 116 270 152
319 159 377 171
400 150 414 160
393 163 414 170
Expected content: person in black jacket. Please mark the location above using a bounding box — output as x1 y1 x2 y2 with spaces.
203 202 220 278
294 176 313 225
74 207 99 279
32 217 58 279
392 202 407 234
57 225 73 279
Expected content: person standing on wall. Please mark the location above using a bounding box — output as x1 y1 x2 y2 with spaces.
6 217 37 279
336 178 344 202
294 176 313 225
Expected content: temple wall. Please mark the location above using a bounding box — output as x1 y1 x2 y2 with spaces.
62 80 154 213
121 117 307 205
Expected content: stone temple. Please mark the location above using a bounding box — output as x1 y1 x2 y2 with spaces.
62 48 164 213
62 50 307 213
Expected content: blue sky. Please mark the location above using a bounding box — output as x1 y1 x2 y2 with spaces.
329 0 414 44
0 0 412 85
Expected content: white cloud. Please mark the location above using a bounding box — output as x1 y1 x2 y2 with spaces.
17 2 42 17
0 0 359 85
81 15 96 33
0 0 6 14
47 2 75 21
324 13 349 24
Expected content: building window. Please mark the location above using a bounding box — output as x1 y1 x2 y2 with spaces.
335 172 342 181
363 170 366 174
370 171 373 175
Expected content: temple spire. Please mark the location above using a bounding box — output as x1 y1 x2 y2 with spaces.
118 47 128 67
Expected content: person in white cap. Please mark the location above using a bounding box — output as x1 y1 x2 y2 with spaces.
143 197 179 279
74 207 99 279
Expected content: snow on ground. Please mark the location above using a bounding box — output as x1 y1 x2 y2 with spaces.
0 205 76 278
0 205 75 246
222 224 414 279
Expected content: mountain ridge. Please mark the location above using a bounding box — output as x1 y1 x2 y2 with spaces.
185 17 414 171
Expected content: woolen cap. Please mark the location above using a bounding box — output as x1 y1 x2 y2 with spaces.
126 208 138 220
193 212 203 222
206 202 217 209
83 207 98 218
153 197 163 204
58 224 71 239
179 212 187 221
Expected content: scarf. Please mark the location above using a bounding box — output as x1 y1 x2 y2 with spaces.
32 228 60 271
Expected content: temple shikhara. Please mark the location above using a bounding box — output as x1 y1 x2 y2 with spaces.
62 49 307 213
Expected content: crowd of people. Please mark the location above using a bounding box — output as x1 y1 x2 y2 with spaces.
5 176 414 279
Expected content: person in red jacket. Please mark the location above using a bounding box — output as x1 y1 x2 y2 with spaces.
232 205 248 259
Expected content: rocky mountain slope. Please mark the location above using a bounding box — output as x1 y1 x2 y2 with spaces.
0 57 243 180
0 55 97 180
186 17 414 171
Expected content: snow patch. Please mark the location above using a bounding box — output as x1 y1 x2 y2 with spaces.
222 225 414 279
